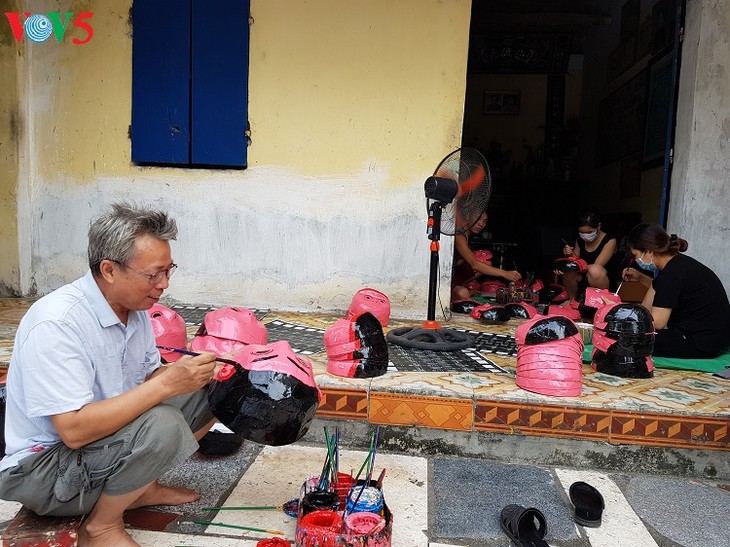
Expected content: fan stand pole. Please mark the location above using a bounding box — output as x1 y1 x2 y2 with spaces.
385 201 474 351
424 202 444 329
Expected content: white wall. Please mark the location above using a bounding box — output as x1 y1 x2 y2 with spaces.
671 0 730 294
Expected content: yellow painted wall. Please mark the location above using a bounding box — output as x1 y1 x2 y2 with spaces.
7 0 473 314
32 1 133 183
248 0 470 180
0 0 21 295
27 0 470 185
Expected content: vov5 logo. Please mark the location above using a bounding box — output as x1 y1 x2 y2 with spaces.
4 11 93 44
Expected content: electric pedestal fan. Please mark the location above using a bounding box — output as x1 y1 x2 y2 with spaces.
387 147 492 351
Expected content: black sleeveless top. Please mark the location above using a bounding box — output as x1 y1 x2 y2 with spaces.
577 232 615 265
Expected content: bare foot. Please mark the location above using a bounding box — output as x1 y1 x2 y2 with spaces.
78 520 139 547
128 481 200 509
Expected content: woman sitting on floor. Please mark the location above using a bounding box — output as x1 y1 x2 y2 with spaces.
451 210 521 302
560 208 618 300
623 223 730 358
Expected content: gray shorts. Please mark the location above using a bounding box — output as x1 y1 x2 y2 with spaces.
0 390 214 517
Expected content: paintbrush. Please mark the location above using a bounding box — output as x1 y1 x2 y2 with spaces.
368 426 381 483
375 468 386 489
345 483 367 517
193 521 285 535
614 279 623 296
203 505 283 511
615 254 635 296
316 451 331 490
365 430 376 483
323 428 338 484
561 238 575 258
156 345 240 367
202 499 299 514
353 452 371 484
335 427 340 479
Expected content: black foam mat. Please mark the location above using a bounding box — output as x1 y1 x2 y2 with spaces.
387 343 508 373
168 304 269 326
445 327 517 357
264 319 326 356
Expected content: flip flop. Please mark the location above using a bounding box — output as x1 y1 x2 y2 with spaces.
500 504 549 547
569 481 605 527
197 430 244 456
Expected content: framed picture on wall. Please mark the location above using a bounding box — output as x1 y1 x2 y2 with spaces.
483 91 520 115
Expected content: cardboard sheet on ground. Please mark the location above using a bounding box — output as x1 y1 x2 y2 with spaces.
582 344 730 373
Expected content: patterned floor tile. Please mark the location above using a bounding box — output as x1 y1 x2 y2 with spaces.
369 392 473 430
474 400 613 441
584 369 730 416
369 370 476 399
609 412 729 449
316 388 369 420
1 298 728 451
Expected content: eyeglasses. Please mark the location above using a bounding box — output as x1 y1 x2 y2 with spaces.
113 260 178 285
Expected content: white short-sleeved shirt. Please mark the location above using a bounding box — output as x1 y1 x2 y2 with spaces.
0 271 161 471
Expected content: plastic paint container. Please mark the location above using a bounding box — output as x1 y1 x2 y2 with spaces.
333 472 356 511
344 511 386 535
300 490 340 517
301 475 320 499
346 486 383 514
296 509 344 547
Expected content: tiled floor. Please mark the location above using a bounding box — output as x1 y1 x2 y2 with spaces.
0 297 728 545
1 298 728 454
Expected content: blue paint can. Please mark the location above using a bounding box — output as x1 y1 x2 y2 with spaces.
346 485 383 514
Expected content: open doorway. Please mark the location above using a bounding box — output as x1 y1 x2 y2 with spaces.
458 0 685 289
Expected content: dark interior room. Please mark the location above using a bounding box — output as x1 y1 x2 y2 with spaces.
459 0 682 281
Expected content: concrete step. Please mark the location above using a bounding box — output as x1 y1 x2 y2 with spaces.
305 418 730 481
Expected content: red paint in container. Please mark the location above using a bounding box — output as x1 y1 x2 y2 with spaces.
295 510 343 547
345 511 386 535
256 538 291 547
295 491 393 546
333 472 356 511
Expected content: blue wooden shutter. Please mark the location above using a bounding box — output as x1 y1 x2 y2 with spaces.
191 0 249 167
131 0 191 164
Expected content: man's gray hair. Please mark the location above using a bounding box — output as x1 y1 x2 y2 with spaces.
88 202 178 275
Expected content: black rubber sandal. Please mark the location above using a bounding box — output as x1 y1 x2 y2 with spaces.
197 430 244 456
569 481 605 527
500 504 549 547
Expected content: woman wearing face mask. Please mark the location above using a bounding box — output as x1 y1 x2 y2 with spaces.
560 209 617 299
623 223 730 358
451 210 522 302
